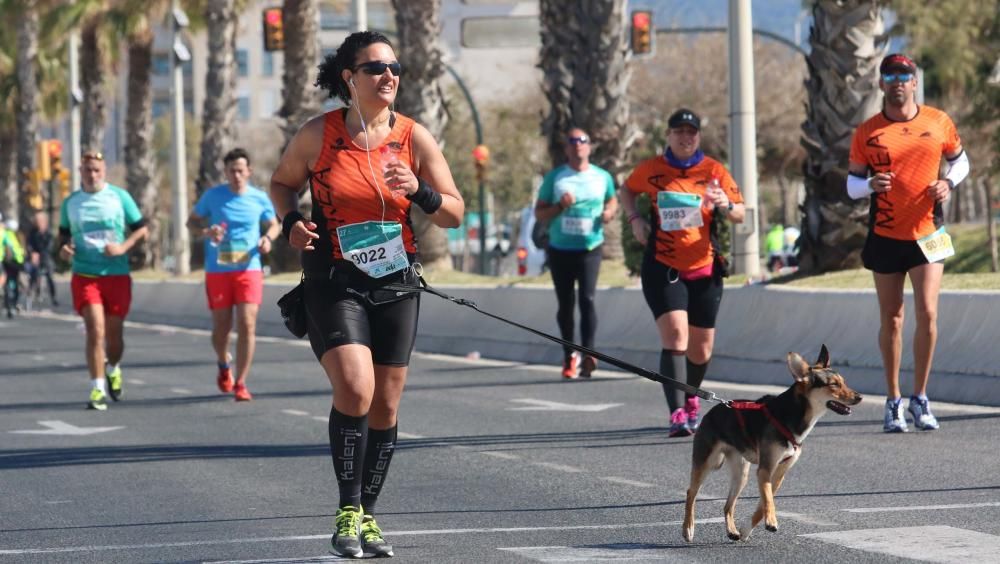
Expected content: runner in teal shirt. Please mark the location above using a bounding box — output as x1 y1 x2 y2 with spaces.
534 127 618 379
58 150 148 411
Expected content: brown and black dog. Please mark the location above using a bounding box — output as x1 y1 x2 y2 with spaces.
681 345 861 542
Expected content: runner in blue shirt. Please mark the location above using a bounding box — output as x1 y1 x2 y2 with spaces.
188 148 279 401
534 127 618 379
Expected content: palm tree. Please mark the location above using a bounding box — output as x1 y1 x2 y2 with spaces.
0 0 19 220
194 0 238 198
15 0 40 228
391 0 452 271
80 16 112 152
798 0 888 273
538 0 635 260
278 0 321 146
123 12 159 269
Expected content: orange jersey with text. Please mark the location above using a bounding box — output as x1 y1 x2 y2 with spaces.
625 155 742 271
849 106 961 240
307 110 417 266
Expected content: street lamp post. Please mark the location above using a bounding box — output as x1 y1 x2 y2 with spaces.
68 32 82 193
728 0 761 278
170 0 191 275
444 66 488 274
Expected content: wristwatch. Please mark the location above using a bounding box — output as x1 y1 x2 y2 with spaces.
726 201 734 212
945 179 956 190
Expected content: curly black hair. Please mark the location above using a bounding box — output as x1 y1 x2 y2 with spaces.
316 31 394 105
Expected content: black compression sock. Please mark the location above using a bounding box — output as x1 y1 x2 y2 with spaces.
329 407 368 509
359 425 398 516
685 358 709 399
659 349 687 412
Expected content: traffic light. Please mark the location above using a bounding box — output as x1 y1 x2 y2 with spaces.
631 10 654 57
262 7 284 52
22 168 43 210
472 144 490 183
47 139 63 181
56 168 71 199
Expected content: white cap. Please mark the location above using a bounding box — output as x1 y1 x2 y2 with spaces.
5 218 17 231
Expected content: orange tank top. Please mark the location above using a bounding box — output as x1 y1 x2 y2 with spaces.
307 109 417 267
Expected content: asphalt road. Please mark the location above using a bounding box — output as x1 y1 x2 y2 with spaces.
2 312 1000 563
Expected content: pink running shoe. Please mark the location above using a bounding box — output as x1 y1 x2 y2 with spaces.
668 408 692 437
684 397 701 432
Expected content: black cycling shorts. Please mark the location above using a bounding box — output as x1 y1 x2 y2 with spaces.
862 231 933 274
303 263 420 366
640 254 723 329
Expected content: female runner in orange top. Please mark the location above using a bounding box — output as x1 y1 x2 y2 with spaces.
270 31 463 558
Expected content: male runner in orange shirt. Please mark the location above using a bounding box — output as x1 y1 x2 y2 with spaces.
846 53 969 433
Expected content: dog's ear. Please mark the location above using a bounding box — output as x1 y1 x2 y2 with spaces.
787 352 811 383
816 344 831 368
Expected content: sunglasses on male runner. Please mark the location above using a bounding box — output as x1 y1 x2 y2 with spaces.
567 135 590 146
354 61 402 76
881 73 914 83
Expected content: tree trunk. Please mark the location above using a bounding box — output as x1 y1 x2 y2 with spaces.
125 26 160 270
0 127 17 222
392 0 452 272
16 0 39 228
270 0 320 273
798 0 888 273
539 0 635 261
80 19 109 153
196 0 237 198
279 0 320 147
987 177 998 273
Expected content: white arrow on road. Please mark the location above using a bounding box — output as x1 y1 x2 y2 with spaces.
507 398 622 412
9 420 124 436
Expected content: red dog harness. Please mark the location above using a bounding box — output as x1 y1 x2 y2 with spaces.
730 400 801 450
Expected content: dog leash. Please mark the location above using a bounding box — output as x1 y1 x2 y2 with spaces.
384 266 730 406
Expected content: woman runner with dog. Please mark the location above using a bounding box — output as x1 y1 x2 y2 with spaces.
269 31 463 558
620 109 744 437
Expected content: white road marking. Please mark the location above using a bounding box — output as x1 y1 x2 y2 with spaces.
600 477 656 488
130 378 146 385
844 501 1000 513
9 420 123 436
499 545 669 562
310 416 328 423
0 519 726 556
480 451 521 460
777 511 839 527
508 398 623 412
396 432 425 439
801 525 1000 563
170 388 193 395
533 462 584 473
281 409 310 417
207 557 342 563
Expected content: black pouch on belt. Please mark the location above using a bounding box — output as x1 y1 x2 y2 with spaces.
277 276 308 338
356 265 422 306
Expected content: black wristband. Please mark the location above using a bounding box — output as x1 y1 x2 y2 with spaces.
406 178 443 214
282 211 305 240
945 178 956 191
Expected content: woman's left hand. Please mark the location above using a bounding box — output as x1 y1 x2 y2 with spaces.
385 161 419 198
707 187 729 210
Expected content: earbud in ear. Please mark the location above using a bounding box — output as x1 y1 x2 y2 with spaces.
349 77 355 87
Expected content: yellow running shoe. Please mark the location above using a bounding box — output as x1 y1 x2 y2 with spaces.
106 365 123 401
87 388 108 411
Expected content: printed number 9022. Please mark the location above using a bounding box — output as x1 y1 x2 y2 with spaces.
351 247 387 265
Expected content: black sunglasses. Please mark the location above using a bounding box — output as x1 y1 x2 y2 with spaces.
353 61 402 76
